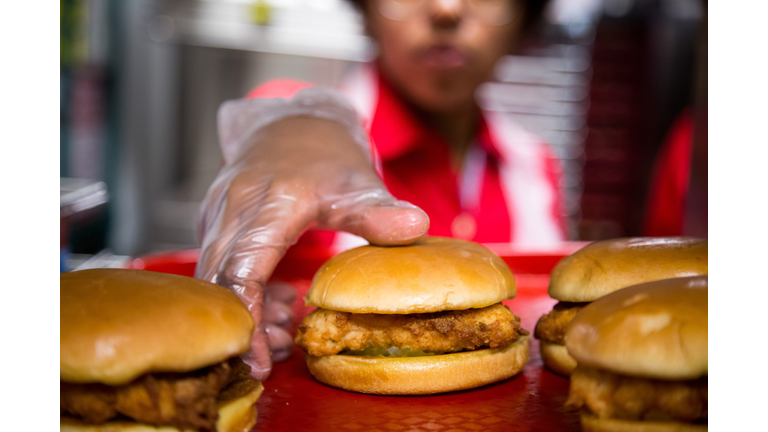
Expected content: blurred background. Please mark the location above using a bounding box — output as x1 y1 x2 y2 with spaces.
59 0 707 266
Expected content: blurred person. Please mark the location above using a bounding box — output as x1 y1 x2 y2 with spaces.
196 0 562 380
643 108 696 236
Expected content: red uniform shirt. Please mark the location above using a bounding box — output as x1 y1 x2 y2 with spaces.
643 109 694 236
369 73 513 242
245 65 566 247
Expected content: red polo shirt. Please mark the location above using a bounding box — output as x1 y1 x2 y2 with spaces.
369 74 512 242
245 68 566 246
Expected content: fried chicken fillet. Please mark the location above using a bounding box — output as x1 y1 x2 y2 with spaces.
60 357 259 431
534 301 586 344
296 303 524 357
566 365 708 422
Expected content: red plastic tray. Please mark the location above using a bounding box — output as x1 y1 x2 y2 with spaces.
129 242 588 432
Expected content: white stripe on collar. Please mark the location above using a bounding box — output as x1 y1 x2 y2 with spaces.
458 143 487 213
485 110 564 244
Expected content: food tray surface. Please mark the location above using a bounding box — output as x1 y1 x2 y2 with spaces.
130 243 586 432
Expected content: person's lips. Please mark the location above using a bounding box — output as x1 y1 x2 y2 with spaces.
420 45 467 69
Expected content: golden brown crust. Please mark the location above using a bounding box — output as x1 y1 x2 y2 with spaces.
305 335 529 395
534 302 588 344
539 341 577 377
305 237 516 313
549 237 707 302
296 303 521 356
61 359 258 430
580 412 707 432
61 269 254 385
566 276 708 380
60 381 264 432
567 365 707 423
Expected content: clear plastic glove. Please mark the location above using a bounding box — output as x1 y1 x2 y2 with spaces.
261 281 296 363
195 88 430 380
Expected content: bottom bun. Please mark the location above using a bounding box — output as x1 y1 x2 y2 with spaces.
540 340 577 377
60 381 264 432
306 334 529 395
581 413 707 432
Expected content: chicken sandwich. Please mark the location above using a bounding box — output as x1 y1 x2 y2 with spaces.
565 276 708 431
534 237 707 377
295 237 529 395
60 269 264 432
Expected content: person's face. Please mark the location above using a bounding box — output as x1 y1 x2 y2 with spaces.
366 0 525 114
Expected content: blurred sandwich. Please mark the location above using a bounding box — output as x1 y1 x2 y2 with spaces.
534 237 707 376
565 275 708 431
60 269 264 432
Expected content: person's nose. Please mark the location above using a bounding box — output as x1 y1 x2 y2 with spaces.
430 0 463 29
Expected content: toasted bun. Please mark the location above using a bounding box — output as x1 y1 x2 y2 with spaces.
305 237 516 313
306 335 529 394
60 382 264 432
549 237 707 302
580 412 707 431
566 276 707 380
61 269 254 385
540 341 577 377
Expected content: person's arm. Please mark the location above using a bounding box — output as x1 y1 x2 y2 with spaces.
195 87 430 380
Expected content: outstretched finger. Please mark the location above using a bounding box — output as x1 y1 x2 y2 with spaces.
214 189 317 378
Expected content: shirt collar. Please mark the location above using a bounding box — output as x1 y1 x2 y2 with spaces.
370 70 427 161
475 116 504 162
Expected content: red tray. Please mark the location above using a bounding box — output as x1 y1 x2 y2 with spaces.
129 242 588 432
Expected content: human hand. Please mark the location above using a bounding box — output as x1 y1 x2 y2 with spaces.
195 112 429 380
261 281 296 362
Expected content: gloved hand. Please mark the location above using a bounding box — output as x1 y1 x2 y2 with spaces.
195 88 430 380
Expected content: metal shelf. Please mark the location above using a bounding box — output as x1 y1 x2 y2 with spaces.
152 0 373 61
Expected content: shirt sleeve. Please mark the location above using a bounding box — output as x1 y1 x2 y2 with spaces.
217 84 372 165
244 78 315 100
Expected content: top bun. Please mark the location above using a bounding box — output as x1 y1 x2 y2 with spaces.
549 237 707 302
565 275 708 380
305 237 516 314
61 269 254 385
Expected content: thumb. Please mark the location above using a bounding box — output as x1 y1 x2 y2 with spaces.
324 192 430 245
353 201 430 245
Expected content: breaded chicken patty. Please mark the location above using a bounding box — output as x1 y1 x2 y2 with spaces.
295 303 524 357
566 365 708 422
60 357 258 430
534 301 587 344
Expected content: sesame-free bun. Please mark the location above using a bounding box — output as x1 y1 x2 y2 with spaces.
305 237 516 314
60 381 264 432
539 341 577 377
580 412 707 432
306 335 529 395
549 237 707 302
61 269 255 385
566 276 708 380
